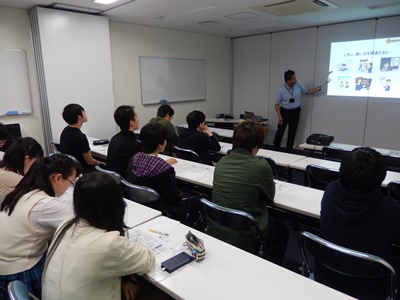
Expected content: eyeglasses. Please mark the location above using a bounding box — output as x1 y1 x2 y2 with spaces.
67 178 78 187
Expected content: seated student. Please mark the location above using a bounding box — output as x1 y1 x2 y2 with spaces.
319 147 400 299
0 154 79 299
148 104 177 156
0 123 9 151
42 172 156 300
126 123 199 223
210 120 288 265
0 137 44 203
177 110 221 165
106 105 141 177
60 103 99 173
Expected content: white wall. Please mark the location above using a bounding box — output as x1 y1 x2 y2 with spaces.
109 22 232 129
233 15 400 150
0 7 44 146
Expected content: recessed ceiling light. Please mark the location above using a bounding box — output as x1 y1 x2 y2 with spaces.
94 0 118 4
368 1 400 9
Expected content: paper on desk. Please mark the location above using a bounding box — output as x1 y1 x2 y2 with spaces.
179 165 211 180
275 182 294 194
128 229 181 258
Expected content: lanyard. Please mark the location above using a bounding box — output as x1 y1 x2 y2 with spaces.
284 84 294 98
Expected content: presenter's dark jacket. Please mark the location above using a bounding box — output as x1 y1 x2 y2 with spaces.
210 148 275 253
319 180 400 298
60 126 94 173
177 128 221 165
126 152 186 220
106 130 140 178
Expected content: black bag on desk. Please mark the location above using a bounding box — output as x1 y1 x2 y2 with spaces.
306 134 334 146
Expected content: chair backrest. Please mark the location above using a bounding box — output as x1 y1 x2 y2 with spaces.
305 164 340 190
298 231 396 300
200 198 265 256
387 181 400 201
174 146 202 163
260 156 279 180
95 165 123 184
322 146 351 162
383 154 400 172
8 280 40 300
121 179 170 216
215 113 234 119
49 140 61 153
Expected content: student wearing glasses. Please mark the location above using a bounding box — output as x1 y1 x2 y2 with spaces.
0 137 44 204
0 154 80 299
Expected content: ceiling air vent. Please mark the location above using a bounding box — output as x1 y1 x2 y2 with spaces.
251 0 337 16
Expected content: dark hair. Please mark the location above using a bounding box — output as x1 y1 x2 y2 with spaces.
0 137 44 175
284 70 295 82
1 154 77 215
139 123 167 154
0 123 9 140
157 104 174 118
43 172 126 278
62 103 84 124
232 120 265 153
186 110 206 129
340 147 387 192
114 105 136 131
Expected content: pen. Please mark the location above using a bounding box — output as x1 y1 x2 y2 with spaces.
148 229 169 236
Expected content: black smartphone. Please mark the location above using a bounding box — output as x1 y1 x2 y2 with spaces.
161 252 194 273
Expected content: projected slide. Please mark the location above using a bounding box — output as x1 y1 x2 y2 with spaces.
328 37 400 98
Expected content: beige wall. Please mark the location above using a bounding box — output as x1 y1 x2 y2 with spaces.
0 6 232 146
109 21 232 130
0 7 44 146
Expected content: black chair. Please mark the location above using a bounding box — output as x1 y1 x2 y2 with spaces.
322 146 351 162
121 179 170 217
200 198 268 258
387 181 400 201
49 140 61 153
95 165 123 184
298 231 396 300
383 154 400 173
174 146 202 163
305 164 340 190
260 156 279 180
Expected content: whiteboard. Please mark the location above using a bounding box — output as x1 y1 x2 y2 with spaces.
0 49 32 116
140 57 206 105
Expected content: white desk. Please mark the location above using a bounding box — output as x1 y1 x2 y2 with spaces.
87 136 109 159
124 199 162 228
298 142 400 156
176 124 234 139
289 157 400 188
218 142 306 167
160 154 214 189
130 216 352 300
274 181 323 219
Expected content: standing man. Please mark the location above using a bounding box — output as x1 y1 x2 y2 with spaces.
106 105 140 178
60 103 99 173
273 70 321 152
148 104 177 156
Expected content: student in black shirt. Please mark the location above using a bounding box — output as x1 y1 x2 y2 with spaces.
60 104 99 173
106 105 140 178
177 110 220 165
